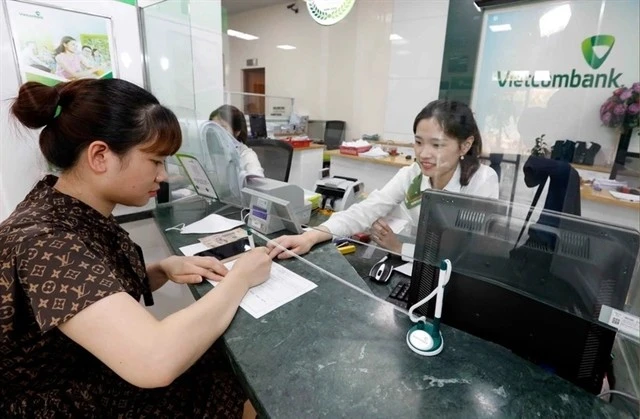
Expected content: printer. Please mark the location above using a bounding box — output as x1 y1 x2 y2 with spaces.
314 176 364 211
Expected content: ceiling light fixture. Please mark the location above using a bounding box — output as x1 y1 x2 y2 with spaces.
489 24 512 32
277 45 297 50
227 29 259 41
389 33 403 41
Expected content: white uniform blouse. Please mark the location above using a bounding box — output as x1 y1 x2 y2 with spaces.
321 162 499 256
238 143 265 177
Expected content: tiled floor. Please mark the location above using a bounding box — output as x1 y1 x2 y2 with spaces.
121 218 195 320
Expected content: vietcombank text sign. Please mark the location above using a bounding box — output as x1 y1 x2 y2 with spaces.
495 34 623 89
471 0 639 159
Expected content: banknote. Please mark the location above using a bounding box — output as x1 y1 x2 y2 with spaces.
199 227 248 248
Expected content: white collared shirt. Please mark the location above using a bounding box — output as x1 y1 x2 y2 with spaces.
238 143 265 177
321 162 499 241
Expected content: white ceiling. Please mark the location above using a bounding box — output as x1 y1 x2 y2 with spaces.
222 0 293 16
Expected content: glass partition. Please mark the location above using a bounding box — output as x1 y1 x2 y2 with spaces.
142 0 639 413
142 0 227 205
217 0 638 408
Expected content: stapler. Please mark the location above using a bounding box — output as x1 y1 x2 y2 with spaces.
314 176 364 211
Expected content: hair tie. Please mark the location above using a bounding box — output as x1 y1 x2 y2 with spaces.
53 105 62 119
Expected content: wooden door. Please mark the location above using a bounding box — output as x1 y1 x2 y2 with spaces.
243 68 265 115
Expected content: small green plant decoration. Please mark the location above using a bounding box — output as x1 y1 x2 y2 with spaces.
531 134 550 158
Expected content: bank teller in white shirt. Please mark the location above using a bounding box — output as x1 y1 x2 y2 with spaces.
210 105 264 177
267 99 499 259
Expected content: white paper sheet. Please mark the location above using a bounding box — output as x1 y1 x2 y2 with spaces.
207 260 317 319
179 242 210 256
383 216 409 234
359 147 389 158
180 214 245 235
393 262 413 277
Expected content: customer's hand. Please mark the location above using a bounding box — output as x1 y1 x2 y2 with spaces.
159 255 229 284
230 247 273 288
371 219 402 254
267 233 315 259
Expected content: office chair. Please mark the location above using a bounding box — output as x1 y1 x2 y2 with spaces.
515 156 581 250
488 153 503 180
246 138 294 182
322 120 346 170
324 120 346 150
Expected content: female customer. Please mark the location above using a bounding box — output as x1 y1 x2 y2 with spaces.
267 100 499 259
54 36 101 80
210 104 264 176
0 78 272 417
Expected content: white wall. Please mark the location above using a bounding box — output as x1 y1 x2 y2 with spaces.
227 1 396 141
226 0 449 142
383 0 450 142
0 0 145 221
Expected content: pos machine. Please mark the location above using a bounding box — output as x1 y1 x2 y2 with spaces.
243 177 311 235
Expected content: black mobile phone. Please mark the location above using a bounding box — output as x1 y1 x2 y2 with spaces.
195 237 251 261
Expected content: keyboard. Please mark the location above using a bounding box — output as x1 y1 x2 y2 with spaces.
387 281 410 309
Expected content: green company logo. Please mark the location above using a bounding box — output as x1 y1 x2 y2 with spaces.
495 33 622 89
581 35 615 69
19 10 43 19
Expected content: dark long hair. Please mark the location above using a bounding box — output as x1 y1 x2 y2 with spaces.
54 36 75 56
413 100 482 186
11 79 181 170
209 105 248 143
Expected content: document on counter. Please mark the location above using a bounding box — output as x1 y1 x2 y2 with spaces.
383 216 409 234
207 261 317 319
393 262 413 277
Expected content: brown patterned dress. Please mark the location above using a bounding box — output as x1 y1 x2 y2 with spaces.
0 176 245 418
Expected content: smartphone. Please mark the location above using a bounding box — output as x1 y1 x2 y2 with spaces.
195 237 251 261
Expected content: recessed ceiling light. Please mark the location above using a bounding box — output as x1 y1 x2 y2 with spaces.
227 29 259 40
489 24 512 32
277 44 296 50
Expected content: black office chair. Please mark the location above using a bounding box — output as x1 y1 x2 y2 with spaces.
514 156 581 251
322 120 346 170
323 120 346 150
246 139 294 182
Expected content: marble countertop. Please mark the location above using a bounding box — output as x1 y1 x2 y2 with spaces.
154 200 633 418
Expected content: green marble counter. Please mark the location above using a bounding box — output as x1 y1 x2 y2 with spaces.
153 199 632 418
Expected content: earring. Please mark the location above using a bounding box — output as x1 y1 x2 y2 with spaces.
460 155 465 161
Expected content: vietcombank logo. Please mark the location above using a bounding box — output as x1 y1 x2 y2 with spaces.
581 35 615 69
496 34 622 89
18 10 43 19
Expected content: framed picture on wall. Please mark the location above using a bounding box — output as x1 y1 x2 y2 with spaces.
3 0 118 86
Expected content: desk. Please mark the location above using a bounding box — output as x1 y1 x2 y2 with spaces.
327 150 412 193
153 200 629 418
580 185 640 229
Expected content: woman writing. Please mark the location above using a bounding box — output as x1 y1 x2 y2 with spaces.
0 78 272 417
210 105 264 177
268 100 499 259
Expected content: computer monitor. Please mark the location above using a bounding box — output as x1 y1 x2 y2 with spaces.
249 114 267 138
408 189 639 394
